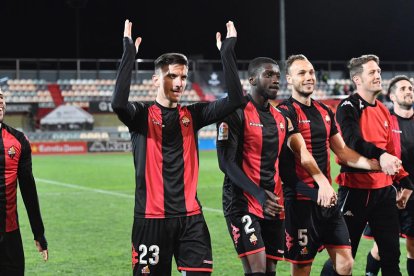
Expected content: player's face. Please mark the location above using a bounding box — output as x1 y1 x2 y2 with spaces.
391 80 413 108
153 64 188 105
254 63 280 100
358 60 382 94
0 92 5 123
287 59 316 97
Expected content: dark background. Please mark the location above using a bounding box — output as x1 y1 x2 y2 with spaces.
2 0 413 61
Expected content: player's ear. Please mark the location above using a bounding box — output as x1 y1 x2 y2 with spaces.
286 74 292 85
152 73 160 88
249 77 257 86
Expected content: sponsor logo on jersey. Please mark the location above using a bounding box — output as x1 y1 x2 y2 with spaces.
151 119 164 127
8 146 16 159
203 259 213 264
231 223 240 245
384 121 389 128
299 120 311 124
181 116 191 127
277 249 285 254
343 210 354 217
218 122 229 141
249 233 258 245
392 129 402 133
249 122 264 127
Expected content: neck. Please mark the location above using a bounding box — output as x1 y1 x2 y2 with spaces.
292 90 312 106
357 89 377 105
155 95 178 108
394 105 414 118
251 91 269 108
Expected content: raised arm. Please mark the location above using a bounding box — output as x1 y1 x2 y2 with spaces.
190 21 244 128
111 20 144 127
18 136 48 261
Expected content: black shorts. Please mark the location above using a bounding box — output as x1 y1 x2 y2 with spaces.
363 199 414 240
225 214 284 260
131 214 213 275
284 200 351 264
0 229 24 276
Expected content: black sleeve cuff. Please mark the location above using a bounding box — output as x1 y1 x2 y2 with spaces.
35 235 48 250
399 176 414 190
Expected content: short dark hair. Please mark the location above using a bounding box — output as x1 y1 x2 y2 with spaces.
154 53 188 71
248 57 279 77
285 54 308 75
348 54 379 84
388 75 412 96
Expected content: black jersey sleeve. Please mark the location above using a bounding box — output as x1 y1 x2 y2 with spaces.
327 106 339 137
189 37 244 130
335 100 386 159
17 136 47 248
112 37 147 129
216 109 267 205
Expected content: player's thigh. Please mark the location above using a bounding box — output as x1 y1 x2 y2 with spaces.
131 218 175 275
284 200 319 264
322 206 351 249
260 218 285 261
0 229 24 276
225 214 266 257
175 214 213 274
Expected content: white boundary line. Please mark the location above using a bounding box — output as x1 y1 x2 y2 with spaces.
36 178 222 213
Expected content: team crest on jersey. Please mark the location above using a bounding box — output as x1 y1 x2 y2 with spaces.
231 223 240 245
249 233 258 245
8 146 16 159
279 122 285 131
218 122 229 141
141 265 150 274
300 247 309 255
384 121 389 128
181 116 191 127
325 115 331 122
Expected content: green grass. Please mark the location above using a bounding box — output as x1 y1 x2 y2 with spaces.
17 151 407 275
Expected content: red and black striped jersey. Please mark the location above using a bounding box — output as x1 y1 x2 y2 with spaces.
278 97 338 200
0 123 45 240
112 37 243 219
335 93 409 189
217 95 295 220
390 111 414 184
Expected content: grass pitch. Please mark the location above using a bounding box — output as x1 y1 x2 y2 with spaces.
17 151 407 275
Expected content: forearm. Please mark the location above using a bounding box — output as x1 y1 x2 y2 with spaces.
219 37 243 111
217 147 267 205
112 37 136 115
19 173 45 239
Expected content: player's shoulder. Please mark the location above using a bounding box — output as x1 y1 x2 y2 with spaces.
337 94 359 110
1 123 28 143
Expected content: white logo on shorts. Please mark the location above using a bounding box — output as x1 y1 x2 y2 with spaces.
343 210 354 217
